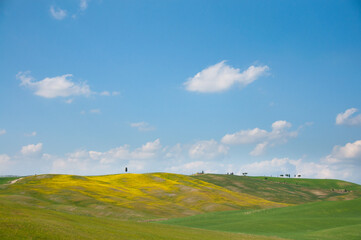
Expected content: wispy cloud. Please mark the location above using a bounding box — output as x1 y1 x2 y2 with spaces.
50 139 162 173
89 109 101 114
80 0 89 11
189 139 228 160
0 129 6 136
25 131 37 137
130 122 155 131
336 108 361 126
50 6 67 20
100 91 120 96
184 61 269 93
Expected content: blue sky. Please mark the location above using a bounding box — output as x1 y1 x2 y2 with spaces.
1 0 361 183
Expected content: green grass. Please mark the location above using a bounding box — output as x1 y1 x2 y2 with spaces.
0 176 21 185
0 196 284 240
1 173 360 239
251 176 361 191
0 173 285 221
192 174 361 204
161 197 361 240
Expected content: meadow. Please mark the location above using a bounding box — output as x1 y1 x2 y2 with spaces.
162 197 361 240
1 173 360 239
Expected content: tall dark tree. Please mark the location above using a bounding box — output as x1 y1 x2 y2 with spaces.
125 167 128 173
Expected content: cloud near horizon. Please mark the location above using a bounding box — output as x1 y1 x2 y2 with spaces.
49 139 162 174
188 139 229 160
221 120 298 156
0 154 11 174
184 61 269 93
1 137 360 183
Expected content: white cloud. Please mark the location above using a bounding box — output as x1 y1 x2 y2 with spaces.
189 139 228 160
323 140 361 163
0 129 6 135
130 122 155 132
167 160 235 175
332 140 361 159
222 128 268 145
250 142 268 156
240 157 350 180
50 139 162 174
65 99 73 104
25 131 37 137
164 143 183 159
80 0 89 11
17 72 91 98
50 6 67 20
131 139 162 160
21 143 43 155
221 120 298 156
241 141 360 182
241 158 299 176
168 161 208 173
184 61 269 93
336 108 361 126
81 139 161 164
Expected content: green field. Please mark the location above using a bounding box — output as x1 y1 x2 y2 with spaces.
162 197 361 240
0 176 21 185
1 173 360 239
0 199 282 240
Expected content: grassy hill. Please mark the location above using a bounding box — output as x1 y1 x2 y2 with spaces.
192 174 361 204
0 197 285 240
1 173 360 239
162 197 361 240
0 173 285 220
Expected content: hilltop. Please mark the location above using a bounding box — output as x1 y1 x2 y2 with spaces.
192 174 361 204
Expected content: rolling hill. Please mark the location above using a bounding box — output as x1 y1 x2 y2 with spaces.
1 173 360 239
0 173 285 220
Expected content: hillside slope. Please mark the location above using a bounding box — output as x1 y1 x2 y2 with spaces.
192 174 361 204
0 197 285 240
162 197 361 240
0 173 285 220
